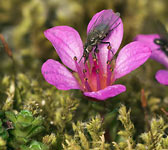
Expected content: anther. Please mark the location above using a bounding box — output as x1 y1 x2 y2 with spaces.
107 60 110 65
96 69 99 73
83 69 87 73
110 67 113 72
74 56 77 61
84 77 88 81
107 45 112 50
93 58 97 62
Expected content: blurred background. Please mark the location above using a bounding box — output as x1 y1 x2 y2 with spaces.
0 0 168 149
1 0 168 61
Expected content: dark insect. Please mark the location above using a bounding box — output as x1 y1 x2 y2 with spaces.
153 21 168 56
79 9 120 63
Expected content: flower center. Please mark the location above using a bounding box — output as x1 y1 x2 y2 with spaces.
73 49 115 92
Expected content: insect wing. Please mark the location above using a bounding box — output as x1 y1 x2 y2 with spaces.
88 9 120 34
107 12 120 30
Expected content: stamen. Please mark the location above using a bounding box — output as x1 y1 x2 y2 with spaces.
111 58 116 68
108 48 112 60
111 59 116 84
93 59 101 90
107 45 112 50
107 60 111 65
93 58 97 62
106 65 112 86
110 67 113 72
96 52 103 74
106 49 112 86
84 77 92 92
83 69 87 73
107 57 116 86
84 77 88 81
73 56 77 61
111 72 115 83
84 63 90 79
89 53 94 68
74 56 84 85
82 64 92 92
96 69 101 90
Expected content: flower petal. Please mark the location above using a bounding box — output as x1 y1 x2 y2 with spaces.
114 41 151 79
84 84 126 100
134 34 168 68
151 50 168 68
87 9 123 73
134 34 160 50
41 59 80 90
44 26 83 72
155 70 168 85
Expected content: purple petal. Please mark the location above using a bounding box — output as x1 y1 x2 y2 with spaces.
134 34 160 50
134 34 168 68
84 84 126 100
155 70 168 85
44 26 83 72
87 10 123 73
41 59 80 90
114 41 151 79
151 50 168 68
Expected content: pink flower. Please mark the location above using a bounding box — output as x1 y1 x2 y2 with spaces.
134 34 168 85
42 10 151 100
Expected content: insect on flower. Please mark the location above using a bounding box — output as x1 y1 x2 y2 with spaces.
134 21 168 85
153 21 168 56
79 9 120 63
42 9 151 100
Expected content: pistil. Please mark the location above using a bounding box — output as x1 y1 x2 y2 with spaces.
83 75 92 92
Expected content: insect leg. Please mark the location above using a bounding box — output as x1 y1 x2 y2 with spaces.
100 41 114 54
101 41 111 46
78 55 84 63
79 52 87 63
101 41 116 64
93 45 98 60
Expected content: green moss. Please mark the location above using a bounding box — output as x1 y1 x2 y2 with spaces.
5 110 45 149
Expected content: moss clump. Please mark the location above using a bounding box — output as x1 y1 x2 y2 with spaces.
5 110 45 149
